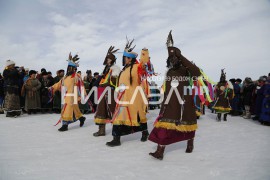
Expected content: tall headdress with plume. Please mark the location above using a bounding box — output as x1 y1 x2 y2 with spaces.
166 30 182 58
220 68 226 82
67 52 80 67
122 37 138 66
103 46 119 65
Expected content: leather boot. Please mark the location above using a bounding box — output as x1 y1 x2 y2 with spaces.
141 130 149 142
186 139 194 153
79 116 86 127
149 145 166 160
217 113 221 121
58 125 68 132
106 136 121 147
243 106 250 119
93 124 106 137
224 113 228 121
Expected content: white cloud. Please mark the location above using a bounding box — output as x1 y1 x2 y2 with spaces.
1 0 270 83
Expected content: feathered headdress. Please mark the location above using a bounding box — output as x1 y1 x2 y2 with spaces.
166 30 181 58
220 68 226 81
67 52 80 67
166 30 174 47
103 46 119 65
122 37 138 66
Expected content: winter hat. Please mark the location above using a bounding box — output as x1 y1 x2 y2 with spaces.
41 71 48 76
236 78 242 83
229 78 236 83
86 70 92 74
58 69 64 74
245 77 253 83
41 68 46 73
259 76 267 82
5 60 15 67
29 70 37 76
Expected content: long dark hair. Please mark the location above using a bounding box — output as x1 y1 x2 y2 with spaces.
118 57 136 86
66 66 77 76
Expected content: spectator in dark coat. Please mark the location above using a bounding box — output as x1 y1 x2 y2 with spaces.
242 77 255 119
260 74 270 125
253 76 267 120
40 71 54 113
3 60 21 117
231 78 242 116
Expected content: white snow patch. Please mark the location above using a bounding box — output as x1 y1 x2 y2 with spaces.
0 109 270 180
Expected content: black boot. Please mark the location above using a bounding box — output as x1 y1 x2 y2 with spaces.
141 130 149 142
186 139 194 153
106 136 121 147
217 113 221 121
14 110 21 117
79 116 86 127
93 124 106 137
28 109 32 115
224 114 228 121
58 125 68 132
7 112 12 117
149 145 165 160
6 111 15 117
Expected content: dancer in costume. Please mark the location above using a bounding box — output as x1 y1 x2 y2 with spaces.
213 69 233 121
148 31 201 160
93 46 121 136
50 53 86 131
106 39 153 147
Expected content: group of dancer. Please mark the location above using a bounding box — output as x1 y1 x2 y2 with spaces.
48 31 222 160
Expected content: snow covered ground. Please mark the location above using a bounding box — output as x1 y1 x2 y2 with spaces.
0 109 270 180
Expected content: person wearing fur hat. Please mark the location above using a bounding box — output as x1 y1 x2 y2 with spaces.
106 39 151 147
3 60 22 117
93 46 121 136
24 70 41 114
49 53 86 131
148 31 201 160
212 69 234 121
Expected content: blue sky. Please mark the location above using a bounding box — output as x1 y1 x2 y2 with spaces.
0 0 269 84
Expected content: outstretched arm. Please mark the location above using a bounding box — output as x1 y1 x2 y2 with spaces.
181 55 201 77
